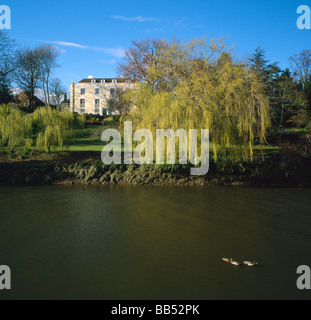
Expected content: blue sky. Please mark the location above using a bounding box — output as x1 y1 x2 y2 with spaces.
3 0 310 91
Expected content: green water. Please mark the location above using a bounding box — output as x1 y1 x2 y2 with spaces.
0 185 310 300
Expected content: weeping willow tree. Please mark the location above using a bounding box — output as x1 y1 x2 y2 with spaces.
0 104 32 152
30 106 84 152
0 104 84 153
123 38 271 161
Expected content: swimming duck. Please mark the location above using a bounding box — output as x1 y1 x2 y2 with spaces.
222 258 231 263
230 260 241 266
242 261 258 267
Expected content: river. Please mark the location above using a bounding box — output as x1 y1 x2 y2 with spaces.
0 185 310 300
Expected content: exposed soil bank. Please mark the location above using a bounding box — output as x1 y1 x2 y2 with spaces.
0 151 310 187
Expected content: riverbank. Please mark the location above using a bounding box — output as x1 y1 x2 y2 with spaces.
0 151 310 187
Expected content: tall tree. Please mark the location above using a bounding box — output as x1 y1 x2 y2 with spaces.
289 50 311 127
119 37 227 93
249 46 283 128
271 69 307 127
49 78 66 107
14 47 43 111
0 31 17 83
249 46 281 89
249 46 270 80
304 76 311 116
289 50 311 88
0 31 17 103
38 45 60 105
118 38 164 87
125 38 270 161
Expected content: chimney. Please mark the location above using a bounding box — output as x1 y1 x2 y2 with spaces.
88 75 94 79
120 74 124 79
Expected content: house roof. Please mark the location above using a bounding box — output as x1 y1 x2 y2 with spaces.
78 78 136 84
15 92 45 107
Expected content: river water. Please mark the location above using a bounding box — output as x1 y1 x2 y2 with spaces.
0 185 310 300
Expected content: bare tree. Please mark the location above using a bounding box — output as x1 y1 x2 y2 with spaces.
118 38 164 86
0 30 17 83
50 78 66 107
289 50 311 87
14 47 43 110
119 37 227 92
37 45 60 105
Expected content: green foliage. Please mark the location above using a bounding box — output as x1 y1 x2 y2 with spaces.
123 38 271 161
249 47 310 132
270 69 308 128
0 80 14 104
0 104 84 153
0 104 31 151
106 87 132 116
31 106 83 152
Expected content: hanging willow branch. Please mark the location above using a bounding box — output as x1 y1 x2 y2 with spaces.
0 104 84 153
123 39 271 162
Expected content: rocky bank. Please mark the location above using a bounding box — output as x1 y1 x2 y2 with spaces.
0 151 310 187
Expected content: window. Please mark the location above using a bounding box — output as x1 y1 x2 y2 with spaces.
110 88 115 96
80 99 85 111
91 79 96 83
95 99 100 109
126 80 131 84
80 88 85 95
112 79 117 84
101 80 106 83
95 88 100 95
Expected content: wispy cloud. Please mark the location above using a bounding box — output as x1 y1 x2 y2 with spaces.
45 41 125 57
43 40 87 48
111 15 161 23
17 38 125 58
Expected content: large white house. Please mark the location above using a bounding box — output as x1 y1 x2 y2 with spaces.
70 76 136 115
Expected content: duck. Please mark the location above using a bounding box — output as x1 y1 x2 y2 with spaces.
242 261 258 267
222 258 231 263
230 260 241 266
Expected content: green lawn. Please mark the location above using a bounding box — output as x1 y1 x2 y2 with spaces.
0 124 280 155
66 126 280 155
65 126 121 152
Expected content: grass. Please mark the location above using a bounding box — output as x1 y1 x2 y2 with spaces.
66 128 280 155
0 124 281 156
65 125 121 152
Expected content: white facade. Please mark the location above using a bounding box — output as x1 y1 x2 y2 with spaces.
70 76 136 116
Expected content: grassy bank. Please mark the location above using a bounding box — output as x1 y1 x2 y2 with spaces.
0 122 310 187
